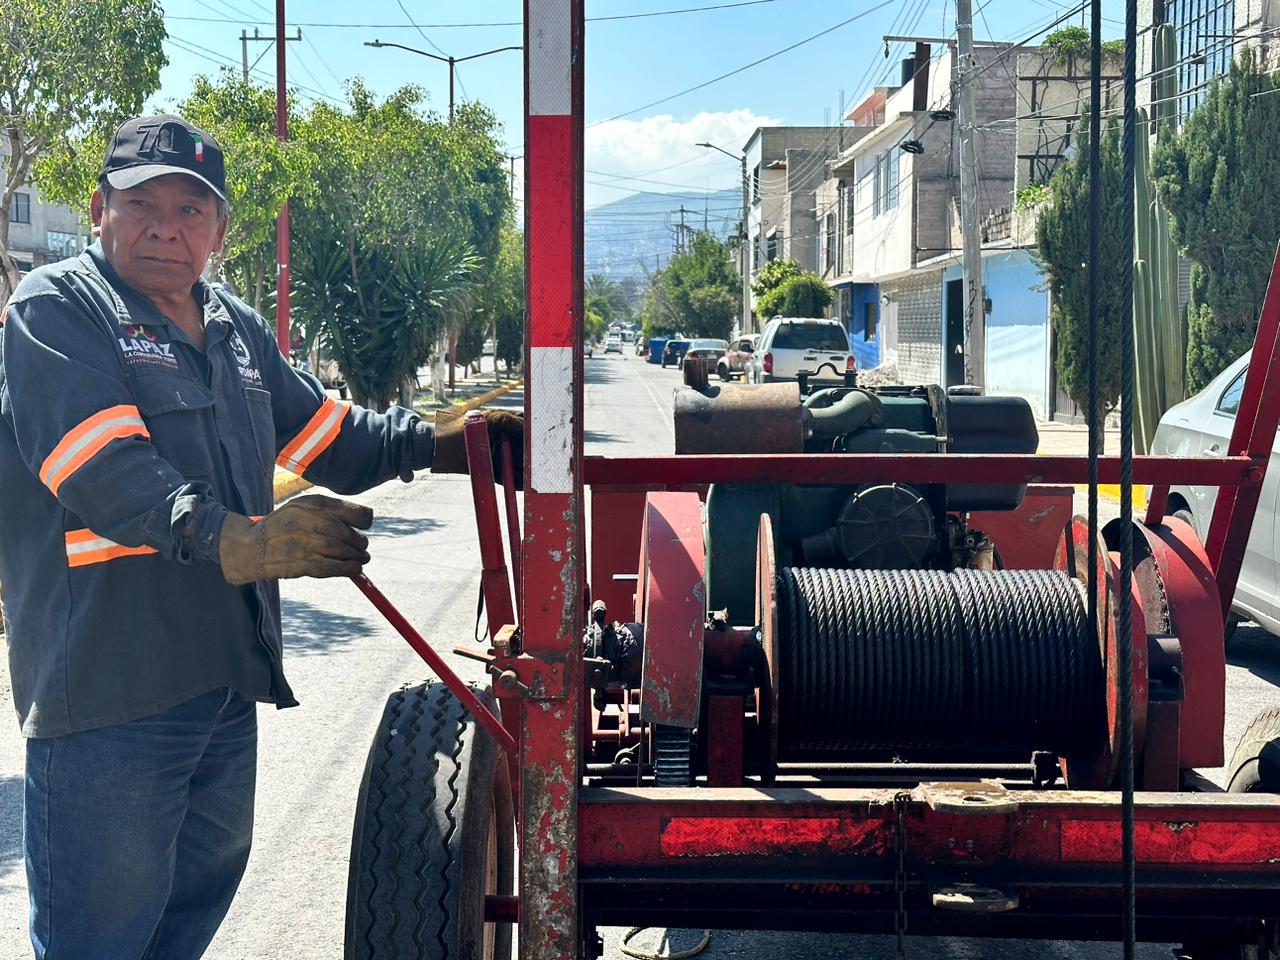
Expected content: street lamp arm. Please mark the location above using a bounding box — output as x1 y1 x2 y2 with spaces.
453 45 523 63
363 39 450 64
696 141 743 162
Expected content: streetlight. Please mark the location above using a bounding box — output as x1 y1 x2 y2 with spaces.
364 40 521 123
365 39 520 391
697 141 753 336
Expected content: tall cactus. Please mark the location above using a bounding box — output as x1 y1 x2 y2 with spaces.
1132 23 1186 453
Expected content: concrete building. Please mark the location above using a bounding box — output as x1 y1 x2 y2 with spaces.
1 153 90 280
742 126 870 299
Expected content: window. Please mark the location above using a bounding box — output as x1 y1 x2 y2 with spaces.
751 164 761 203
11 192 30 225
823 213 836 272
844 186 856 235
1216 369 1245 416
872 151 899 217
771 323 848 352
864 302 879 342
751 232 761 272
766 231 779 262
1166 0 1235 120
47 230 83 259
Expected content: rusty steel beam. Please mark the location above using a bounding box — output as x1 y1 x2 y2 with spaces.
521 0 585 956
583 453 1262 488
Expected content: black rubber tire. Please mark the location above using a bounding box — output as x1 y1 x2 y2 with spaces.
718 363 732 382
345 681 514 960
1227 707 1280 794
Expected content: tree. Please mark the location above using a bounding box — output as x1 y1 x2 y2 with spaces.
1 0 167 301
1154 47 1280 391
756 272 833 319
750 257 802 310
657 231 741 340
585 274 631 328
1034 111 1128 425
287 83 507 408
478 225 524 373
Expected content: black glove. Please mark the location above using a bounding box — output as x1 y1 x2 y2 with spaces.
431 408 524 489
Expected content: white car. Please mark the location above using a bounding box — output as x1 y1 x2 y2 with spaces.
744 317 853 384
1152 351 1276 641
605 335 622 354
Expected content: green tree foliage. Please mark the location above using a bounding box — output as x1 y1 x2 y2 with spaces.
1034 112 1128 418
756 272 833 319
653 231 741 340
2 0 167 301
750 257 802 304
585 274 632 329
481 225 524 372
175 73 313 313
287 83 510 408
1153 48 1280 391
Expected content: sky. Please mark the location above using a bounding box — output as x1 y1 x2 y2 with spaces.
152 0 1126 212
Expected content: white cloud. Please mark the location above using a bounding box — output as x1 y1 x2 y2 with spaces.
583 108 781 208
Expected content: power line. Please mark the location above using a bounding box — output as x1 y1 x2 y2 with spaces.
592 0 900 125
163 0 786 29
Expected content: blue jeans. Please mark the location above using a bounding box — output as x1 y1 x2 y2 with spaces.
24 688 257 959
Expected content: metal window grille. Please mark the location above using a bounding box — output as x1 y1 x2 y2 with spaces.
1166 0 1235 119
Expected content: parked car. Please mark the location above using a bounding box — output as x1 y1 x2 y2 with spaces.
744 317 853 384
683 338 729 371
661 338 690 368
605 335 622 354
635 337 647 356
717 334 760 381
1152 350 1275 643
482 338 496 356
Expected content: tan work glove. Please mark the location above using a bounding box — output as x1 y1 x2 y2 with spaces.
431 408 524 489
219 494 374 585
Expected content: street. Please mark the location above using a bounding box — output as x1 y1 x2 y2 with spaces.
0 351 1276 958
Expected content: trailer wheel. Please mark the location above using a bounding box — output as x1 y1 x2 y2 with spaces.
1227 706 1280 794
345 681 514 960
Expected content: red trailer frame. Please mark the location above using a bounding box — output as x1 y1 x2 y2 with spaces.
485 3 1280 956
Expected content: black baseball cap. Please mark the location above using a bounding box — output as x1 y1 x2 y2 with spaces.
100 115 226 201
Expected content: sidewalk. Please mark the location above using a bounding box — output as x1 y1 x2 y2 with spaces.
1035 417 1146 507
272 355 523 503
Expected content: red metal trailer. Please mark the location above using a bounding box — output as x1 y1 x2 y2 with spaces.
341 3 1280 958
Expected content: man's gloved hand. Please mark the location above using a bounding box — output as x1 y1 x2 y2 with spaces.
431 408 524 489
219 494 374 585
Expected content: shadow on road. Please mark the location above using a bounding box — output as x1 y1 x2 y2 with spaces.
281 599 373 656
585 429 624 446
1228 623 1280 686
367 515 442 539
585 357 625 385
0 774 21 875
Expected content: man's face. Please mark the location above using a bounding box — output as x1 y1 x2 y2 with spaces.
91 174 227 303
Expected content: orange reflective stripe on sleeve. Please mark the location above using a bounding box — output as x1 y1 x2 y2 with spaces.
276 397 349 475
40 405 150 496
64 529 158 568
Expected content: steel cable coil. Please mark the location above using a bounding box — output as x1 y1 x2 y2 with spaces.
776 567 1104 757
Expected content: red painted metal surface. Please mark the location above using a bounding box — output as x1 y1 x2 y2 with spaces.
638 493 706 728
1140 516 1225 768
589 488 647 618
1206 242 1280 622
500 438 523 605
577 787 1280 872
970 484 1074 570
584 453 1258 487
705 694 746 787
349 574 516 756
464 413 517 638
521 1 585 954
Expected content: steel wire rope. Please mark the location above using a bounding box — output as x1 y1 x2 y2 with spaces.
1118 0 1138 952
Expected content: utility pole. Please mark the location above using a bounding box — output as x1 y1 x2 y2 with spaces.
242 26 300 87
678 205 687 253
955 0 985 389
697 141 753 336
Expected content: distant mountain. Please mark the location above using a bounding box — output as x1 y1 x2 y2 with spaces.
584 187 741 281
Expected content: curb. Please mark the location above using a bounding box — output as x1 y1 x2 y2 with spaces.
271 378 524 504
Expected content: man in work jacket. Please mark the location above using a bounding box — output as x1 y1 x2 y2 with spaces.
0 115 520 958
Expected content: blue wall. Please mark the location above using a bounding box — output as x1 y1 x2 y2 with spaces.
845 282 881 370
942 251 1048 416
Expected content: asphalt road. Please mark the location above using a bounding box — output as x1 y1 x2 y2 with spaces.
0 351 1275 958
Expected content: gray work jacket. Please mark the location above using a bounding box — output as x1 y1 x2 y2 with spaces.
0 244 432 737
